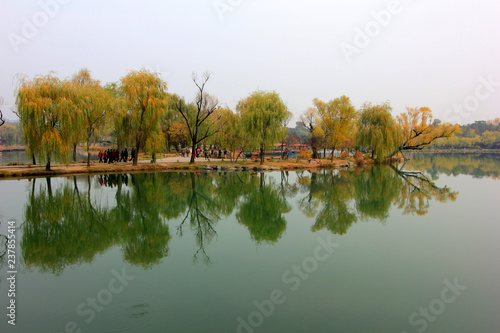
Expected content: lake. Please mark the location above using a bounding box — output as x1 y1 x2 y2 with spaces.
0 153 499 333
0 150 98 166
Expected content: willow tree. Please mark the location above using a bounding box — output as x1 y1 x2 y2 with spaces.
16 73 74 170
176 73 222 163
392 107 461 159
104 82 131 150
212 107 240 161
237 90 289 164
120 69 168 165
71 69 110 166
161 93 186 152
314 96 358 161
357 102 403 163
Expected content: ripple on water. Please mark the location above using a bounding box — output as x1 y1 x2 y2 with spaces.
92 298 160 333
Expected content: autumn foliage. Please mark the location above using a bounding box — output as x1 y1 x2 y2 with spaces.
395 107 461 156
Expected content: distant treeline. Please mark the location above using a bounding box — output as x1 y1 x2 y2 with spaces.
430 119 500 149
0 121 22 146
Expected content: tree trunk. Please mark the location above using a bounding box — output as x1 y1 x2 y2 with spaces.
87 138 91 167
32 153 36 165
45 154 51 171
190 142 196 163
133 141 140 166
235 150 243 162
330 146 335 162
73 143 77 162
312 146 318 159
260 143 264 165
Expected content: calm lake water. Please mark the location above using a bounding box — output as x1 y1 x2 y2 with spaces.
0 150 98 166
0 153 499 333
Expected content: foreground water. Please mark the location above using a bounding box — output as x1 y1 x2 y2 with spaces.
0 153 499 333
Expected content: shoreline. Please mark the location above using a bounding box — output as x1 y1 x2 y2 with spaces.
409 149 500 154
0 158 356 180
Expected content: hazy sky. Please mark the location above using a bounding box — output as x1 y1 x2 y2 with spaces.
1 0 499 125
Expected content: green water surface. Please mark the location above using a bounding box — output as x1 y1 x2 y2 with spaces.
0 153 499 333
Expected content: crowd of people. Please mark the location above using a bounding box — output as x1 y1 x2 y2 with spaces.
96 146 231 164
180 147 229 160
98 148 136 163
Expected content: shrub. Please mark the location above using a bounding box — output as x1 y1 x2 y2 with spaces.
339 151 349 158
354 151 364 165
298 149 312 159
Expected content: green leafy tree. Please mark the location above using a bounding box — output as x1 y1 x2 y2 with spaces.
237 90 289 164
212 107 245 161
105 82 132 150
357 102 403 163
161 93 188 152
120 69 168 165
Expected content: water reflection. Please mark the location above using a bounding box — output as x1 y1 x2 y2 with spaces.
237 173 291 243
20 165 458 273
407 152 500 179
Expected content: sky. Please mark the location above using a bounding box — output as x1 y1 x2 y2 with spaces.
1 0 499 125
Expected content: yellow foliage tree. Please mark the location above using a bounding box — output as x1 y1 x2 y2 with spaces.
395 107 461 158
71 69 110 166
314 96 358 161
16 73 75 170
120 69 168 165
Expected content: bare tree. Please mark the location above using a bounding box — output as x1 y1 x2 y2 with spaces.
298 107 322 158
0 97 5 127
176 72 223 163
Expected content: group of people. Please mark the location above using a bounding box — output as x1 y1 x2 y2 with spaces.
180 147 229 160
98 148 136 163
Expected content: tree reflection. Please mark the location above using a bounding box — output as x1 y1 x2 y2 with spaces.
354 166 402 221
298 165 458 234
176 172 221 264
22 177 115 275
406 153 500 179
236 173 290 243
20 165 458 273
389 164 458 215
114 173 172 269
298 170 357 235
